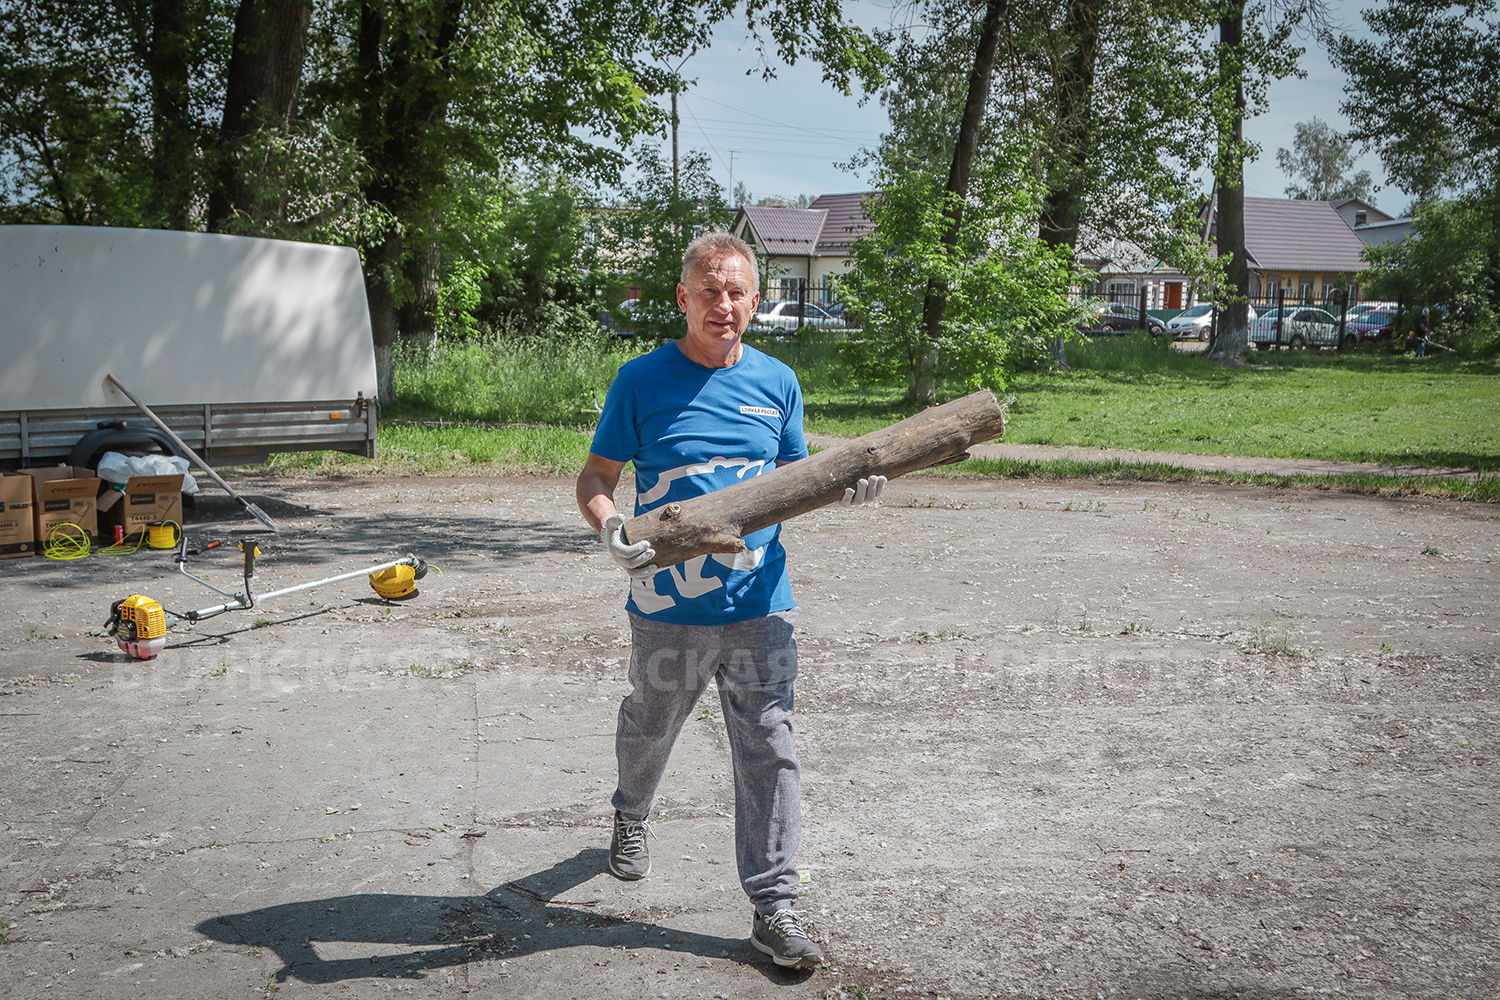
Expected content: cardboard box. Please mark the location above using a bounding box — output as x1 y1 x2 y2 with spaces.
15 466 102 549
96 474 184 543
0 475 35 559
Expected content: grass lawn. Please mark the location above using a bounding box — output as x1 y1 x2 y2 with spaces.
253 334 1499 500
773 336 1499 469
1006 344 1500 470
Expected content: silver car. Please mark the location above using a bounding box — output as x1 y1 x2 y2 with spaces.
1166 302 1257 342
751 300 842 331
1247 306 1342 350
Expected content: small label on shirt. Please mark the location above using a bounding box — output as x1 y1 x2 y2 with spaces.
740 405 780 418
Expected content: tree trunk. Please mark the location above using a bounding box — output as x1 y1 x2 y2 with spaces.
1037 0 1103 251
354 0 463 382
1489 174 1500 319
208 0 312 233
622 389 1007 567
144 0 196 229
1038 0 1106 372
910 0 1007 406
398 238 442 342
366 234 402 404
1207 3 1250 361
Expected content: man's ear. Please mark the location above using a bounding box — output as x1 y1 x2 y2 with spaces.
676 282 688 312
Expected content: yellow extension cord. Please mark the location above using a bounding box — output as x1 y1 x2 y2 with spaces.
42 522 92 561
147 521 182 549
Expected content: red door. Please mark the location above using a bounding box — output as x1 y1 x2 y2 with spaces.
1164 282 1183 309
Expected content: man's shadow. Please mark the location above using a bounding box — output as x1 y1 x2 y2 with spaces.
196 847 809 984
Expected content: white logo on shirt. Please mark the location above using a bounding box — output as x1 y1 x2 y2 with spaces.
740 405 780 417
638 456 766 505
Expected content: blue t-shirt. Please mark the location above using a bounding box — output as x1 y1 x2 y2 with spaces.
590 341 808 625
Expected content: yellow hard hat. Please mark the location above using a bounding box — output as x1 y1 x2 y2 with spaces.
369 564 418 600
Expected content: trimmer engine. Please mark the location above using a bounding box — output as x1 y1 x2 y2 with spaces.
106 595 168 659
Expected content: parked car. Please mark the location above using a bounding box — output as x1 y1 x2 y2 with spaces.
1247 305 1342 350
751 300 842 331
1348 306 1401 345
1343 301 1397 324
1165 302 1258 341
1084 302 1165 336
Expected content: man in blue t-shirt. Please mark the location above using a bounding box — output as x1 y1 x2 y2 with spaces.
576 232 883 969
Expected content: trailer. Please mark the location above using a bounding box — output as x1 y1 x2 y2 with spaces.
1 226 378 472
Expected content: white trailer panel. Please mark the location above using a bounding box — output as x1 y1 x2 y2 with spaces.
1 226 377 410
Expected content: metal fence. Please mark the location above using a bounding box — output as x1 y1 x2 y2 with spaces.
1076 287 1419 351
751 280 858 334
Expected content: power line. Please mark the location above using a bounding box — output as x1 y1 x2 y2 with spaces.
691 93 886 145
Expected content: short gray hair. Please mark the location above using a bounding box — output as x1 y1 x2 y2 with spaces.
681 232 760 288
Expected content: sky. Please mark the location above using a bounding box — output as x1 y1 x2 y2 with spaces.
651 0 1398 216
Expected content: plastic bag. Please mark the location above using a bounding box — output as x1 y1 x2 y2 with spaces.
96 452 200 494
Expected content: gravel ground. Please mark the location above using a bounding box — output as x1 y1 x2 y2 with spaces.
1 473 1496 999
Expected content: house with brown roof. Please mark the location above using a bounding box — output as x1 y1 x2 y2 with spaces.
1087 196 1379 312
1202 195 1373 302
730 192 876 302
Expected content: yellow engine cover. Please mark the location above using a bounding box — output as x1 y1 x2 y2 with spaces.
119 595 168 639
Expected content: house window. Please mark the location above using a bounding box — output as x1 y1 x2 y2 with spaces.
1299 279 1314 303
1106 280 1137 303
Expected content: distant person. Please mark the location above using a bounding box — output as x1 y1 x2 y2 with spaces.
1413 308 1431 357
575 231 884 969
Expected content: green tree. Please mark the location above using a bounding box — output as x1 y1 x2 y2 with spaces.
303 0 885 400
207 0 313 233
1332 0 1500 320
1201 0 1307 361
843 0 1238 393
595 145 733 342
1275 117 1376 200
465 172 603 340
1019 0 1224 366
1362 197 1496 351
838 14 1075 400
1 0 885 402
0 0 228 228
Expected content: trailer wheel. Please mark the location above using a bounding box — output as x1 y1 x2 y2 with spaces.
67 422 188 472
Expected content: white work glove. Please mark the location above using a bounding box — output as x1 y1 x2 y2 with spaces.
835 475 886 506
601 514 658 580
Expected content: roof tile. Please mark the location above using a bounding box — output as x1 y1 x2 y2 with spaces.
1239 198 1369 273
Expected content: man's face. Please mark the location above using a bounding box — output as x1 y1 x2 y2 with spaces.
676 252 759 355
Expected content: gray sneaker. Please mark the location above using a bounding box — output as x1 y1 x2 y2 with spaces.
751 908 823 968
608 811 651 880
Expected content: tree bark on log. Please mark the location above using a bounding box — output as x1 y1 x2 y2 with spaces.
621 389 1006 568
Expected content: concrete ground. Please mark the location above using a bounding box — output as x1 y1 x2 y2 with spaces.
1 471 1497 1000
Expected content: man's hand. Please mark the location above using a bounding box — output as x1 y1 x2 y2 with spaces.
602 514 658 579
835 476 886 507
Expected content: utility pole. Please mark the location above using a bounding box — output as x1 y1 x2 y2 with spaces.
671 86 680 201
667 51 694 203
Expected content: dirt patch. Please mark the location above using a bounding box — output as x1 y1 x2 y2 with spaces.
1 474 1496 999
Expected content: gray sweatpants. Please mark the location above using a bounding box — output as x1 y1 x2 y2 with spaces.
612 609 802 914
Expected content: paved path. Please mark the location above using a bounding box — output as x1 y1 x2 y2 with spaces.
807 434 1484 482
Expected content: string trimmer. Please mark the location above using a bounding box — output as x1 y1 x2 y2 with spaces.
106 532 428 659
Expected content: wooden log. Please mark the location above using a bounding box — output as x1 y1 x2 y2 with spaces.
621 388 1006 568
